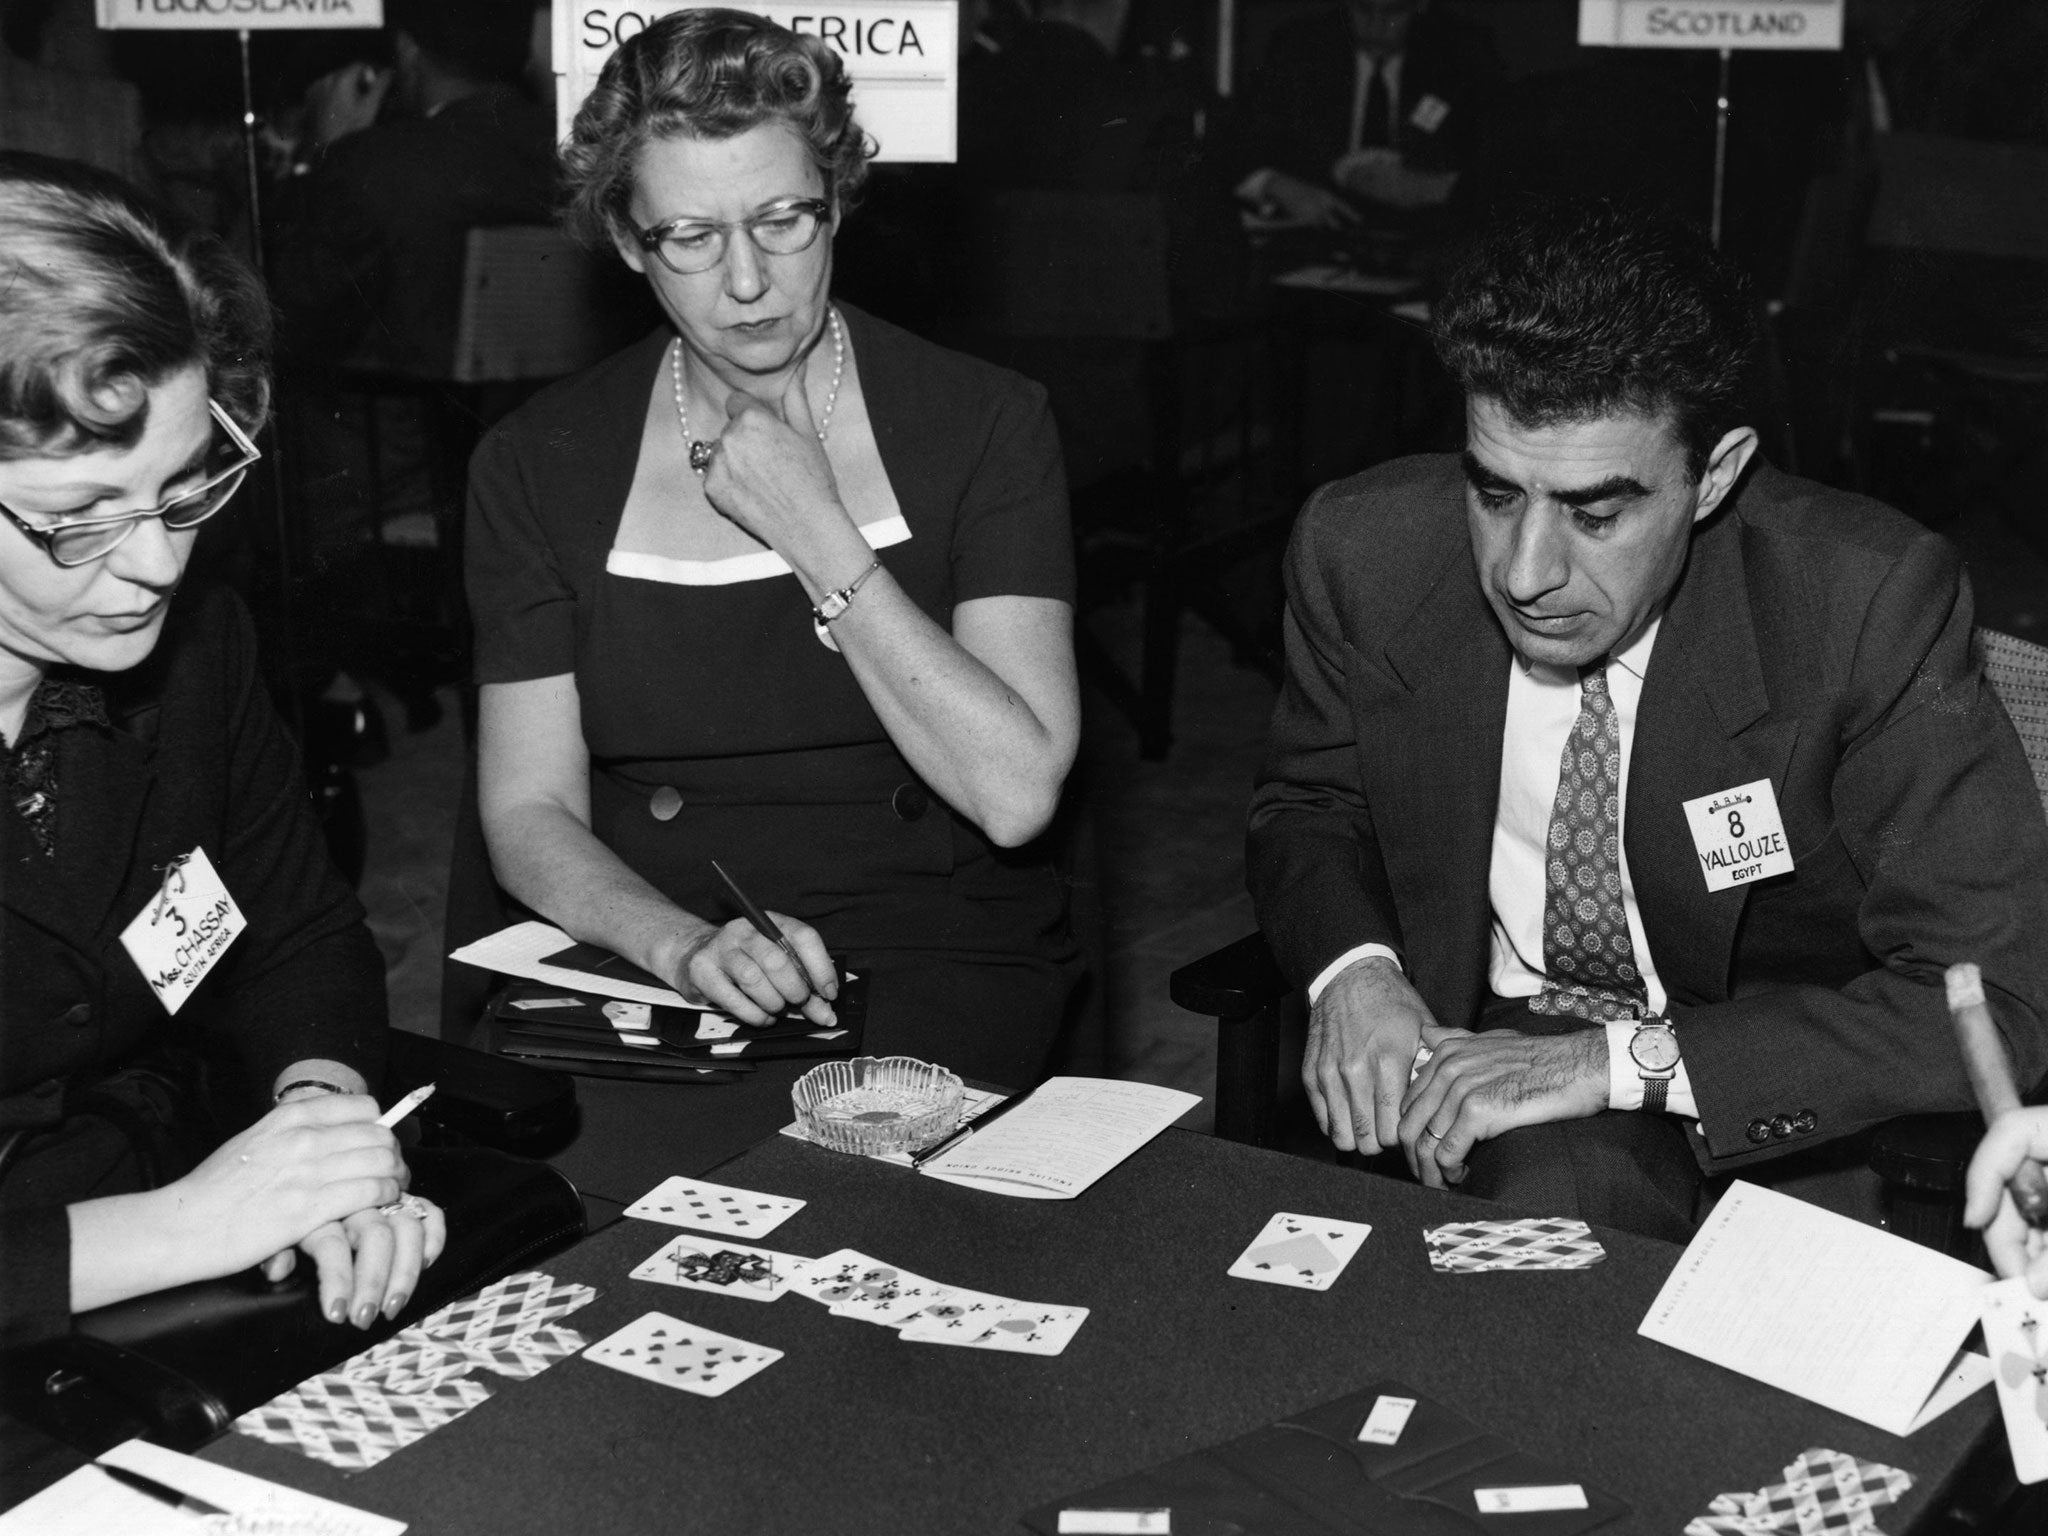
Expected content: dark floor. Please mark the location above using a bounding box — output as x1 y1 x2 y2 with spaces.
352 489 2048 1142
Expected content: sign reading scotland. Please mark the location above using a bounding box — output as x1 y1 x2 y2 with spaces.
1577 0 1842 50
559 1 958 161
96 0 383 28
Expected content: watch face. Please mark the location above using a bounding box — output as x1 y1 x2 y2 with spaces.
1631 1025 1680 1072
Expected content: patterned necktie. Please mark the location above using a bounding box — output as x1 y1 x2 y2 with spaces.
1528 665 1648 1024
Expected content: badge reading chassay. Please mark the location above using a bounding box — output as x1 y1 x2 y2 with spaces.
119 846 246 1015
1681 778 1794 893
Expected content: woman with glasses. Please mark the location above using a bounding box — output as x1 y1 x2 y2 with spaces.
0 151 443 1352
467 11 1081 1082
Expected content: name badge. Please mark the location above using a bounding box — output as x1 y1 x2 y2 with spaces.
1682 778 1795 892
119 846 246 1015
1409 93 1450 133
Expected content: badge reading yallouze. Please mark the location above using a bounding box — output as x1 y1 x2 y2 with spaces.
1681 778 1795 893
118 846 247 1015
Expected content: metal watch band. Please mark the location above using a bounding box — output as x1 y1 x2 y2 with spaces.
812 558 883 626
1642 1075 1669 1114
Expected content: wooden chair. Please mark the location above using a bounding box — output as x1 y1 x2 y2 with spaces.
1171 627 2048 1248
949 190 1286 758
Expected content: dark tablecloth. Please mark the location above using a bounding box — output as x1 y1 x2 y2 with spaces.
199 1125 1995 1533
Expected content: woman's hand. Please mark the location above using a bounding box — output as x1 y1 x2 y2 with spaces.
265 1198 448 1328
661 912 839 1028
700 374 856 567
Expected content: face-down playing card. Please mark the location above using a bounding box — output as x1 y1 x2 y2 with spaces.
1424 1217 1607 1272
625 1176 804 1238
631 1235 803 1302
1228 1213 1373 1291
582 1312 784 1397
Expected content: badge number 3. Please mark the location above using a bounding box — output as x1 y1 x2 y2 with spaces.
118 845 246 1015
1681 777 1795 894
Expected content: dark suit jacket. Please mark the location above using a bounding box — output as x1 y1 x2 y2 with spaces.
269 83 558 378
1247 455 2048 1173
0 586 386 1349
1238 5 1499 184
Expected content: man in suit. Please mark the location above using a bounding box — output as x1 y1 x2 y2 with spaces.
1234 0 1499 225
1247 199 2048 1240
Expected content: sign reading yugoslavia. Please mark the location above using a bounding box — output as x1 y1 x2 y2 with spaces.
558 1 958 161
96 0 383 29
1577 0 1842 51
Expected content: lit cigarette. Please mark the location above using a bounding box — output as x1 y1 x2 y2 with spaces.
377 1083 436 1129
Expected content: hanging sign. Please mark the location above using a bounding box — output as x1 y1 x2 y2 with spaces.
96 0 382 29
557 1 957 161
1577 0 1841 50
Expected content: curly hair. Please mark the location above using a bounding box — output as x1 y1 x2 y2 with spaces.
561 9 874 253
0 151 271 460
1433 198 1761 477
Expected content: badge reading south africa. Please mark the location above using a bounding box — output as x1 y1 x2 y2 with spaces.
1681 778 1795 893
119 846 246 1014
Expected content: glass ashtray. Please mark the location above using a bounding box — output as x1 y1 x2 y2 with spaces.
792 1056 964 1156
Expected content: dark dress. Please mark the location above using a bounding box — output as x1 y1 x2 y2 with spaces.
464 304 1080 1084
0 587 387 1353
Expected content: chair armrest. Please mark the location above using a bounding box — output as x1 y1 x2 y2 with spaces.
1170 931 1291 1023
386 1030 576 1151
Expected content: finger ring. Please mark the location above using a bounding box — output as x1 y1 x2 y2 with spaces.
1420 1129 1442 1142
377 1194 431 1220
688 440 717 474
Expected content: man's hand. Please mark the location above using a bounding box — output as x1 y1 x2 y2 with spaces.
1397 1026 1609 1188
1303 956 1434 1155
1967 1107 2048 1297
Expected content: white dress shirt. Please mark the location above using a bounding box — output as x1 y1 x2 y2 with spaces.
1308 618 1697 1116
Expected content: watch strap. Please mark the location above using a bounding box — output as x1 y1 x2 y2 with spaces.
1642 1074 1668 1114
812 558 883 626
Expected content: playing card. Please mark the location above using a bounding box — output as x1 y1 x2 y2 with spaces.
897 1287 1027 1341
582 1311 783 1397
235 1372 492 1471
1685 1446 1915 1535
630 1234 805 1302
1983 1278 2048 1484
1227 1212 1373 1291
416 1270 598 1348
781 1248 953 1324
1424 1217 1607 1272
933 1302 1090 1357
624 1175 805 1238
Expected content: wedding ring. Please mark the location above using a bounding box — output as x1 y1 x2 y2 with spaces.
1420 1129 1442 1142
377 1194 431 1221
688 439 717 474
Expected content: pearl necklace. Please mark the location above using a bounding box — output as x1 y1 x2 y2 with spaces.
672 307 844 474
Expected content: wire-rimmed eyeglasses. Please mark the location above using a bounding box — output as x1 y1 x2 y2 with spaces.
0 401 260 568
634 197 832 276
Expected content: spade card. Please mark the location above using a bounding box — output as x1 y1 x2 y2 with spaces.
625 1175 804 1238
1228 1212 1373 1291
630 1235 804 1302
582 1312 783 1398
941 1302 1090 1356
1424 1217 1606 1272
1983 1277 2048 1484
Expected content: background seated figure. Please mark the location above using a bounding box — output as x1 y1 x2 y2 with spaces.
466 11 1082 1087
1247 198 2048 1241
0 151 442 1352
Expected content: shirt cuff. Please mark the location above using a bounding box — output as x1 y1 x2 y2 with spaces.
1604 1021 1697 1117
1306 944 1403 1006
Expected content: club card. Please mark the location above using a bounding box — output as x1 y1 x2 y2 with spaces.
942 1302 1090 1356
1424 1217 1607 1272
897 1287 1026 1341
624 1175 805 1238
1228 1212 1373 1290
1984 1278 2048 1484
787 1250 954 1325
582 1312 783 1398
630 1234 805 1302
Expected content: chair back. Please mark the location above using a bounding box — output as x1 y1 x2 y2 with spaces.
1979 626 2048 816
453 226 624 384
1867 133 2048 261
958 190 1175 342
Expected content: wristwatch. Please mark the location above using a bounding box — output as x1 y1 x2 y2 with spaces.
1628 1016 1680 1113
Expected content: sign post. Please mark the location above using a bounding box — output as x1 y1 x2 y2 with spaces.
556 1 958 160
1577 0 1842 245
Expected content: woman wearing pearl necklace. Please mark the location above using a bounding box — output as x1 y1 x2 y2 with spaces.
465 11 1082 1083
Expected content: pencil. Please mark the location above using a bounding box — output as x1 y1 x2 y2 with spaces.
711 859 804 975
1946 962 2048 1227
377 1083 436 1129
911 1088 1033 1168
